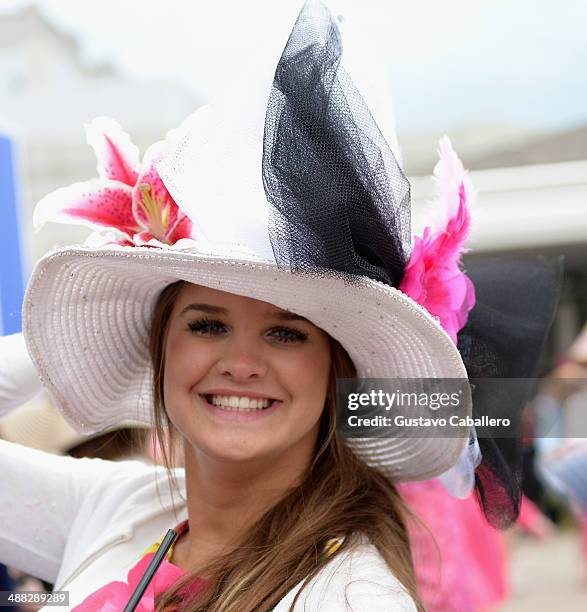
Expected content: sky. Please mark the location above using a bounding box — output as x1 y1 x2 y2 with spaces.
1 0 587 135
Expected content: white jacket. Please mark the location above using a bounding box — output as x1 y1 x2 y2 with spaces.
0 441 416 611
0 334 416 610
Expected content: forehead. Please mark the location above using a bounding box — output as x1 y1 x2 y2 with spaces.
173 283 310 323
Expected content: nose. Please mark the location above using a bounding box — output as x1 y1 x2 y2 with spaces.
215 334 269 381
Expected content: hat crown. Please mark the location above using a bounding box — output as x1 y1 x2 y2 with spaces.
157 0 412 285
156 2 304 263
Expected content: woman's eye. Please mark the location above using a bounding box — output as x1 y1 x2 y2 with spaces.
188 318 226 336
269 327 308 344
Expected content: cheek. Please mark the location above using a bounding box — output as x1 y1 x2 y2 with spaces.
162 331 206 404
289 347 331 404
163 333 186 390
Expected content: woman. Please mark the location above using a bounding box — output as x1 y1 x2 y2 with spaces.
0 1 557 610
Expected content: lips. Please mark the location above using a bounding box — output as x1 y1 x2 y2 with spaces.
203 394 276 410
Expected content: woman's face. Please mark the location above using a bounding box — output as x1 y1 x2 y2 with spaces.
163 283 332 466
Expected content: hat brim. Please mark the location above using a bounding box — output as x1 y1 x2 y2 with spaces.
23 245 470 481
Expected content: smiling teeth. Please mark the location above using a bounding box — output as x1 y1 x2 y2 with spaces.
209 395 272 411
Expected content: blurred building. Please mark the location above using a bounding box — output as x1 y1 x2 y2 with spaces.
469 128 587 358
0 5 202 263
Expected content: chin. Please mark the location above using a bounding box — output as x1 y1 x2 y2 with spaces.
188 434 276 465
206 446 279 467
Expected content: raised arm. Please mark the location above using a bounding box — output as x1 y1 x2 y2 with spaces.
0 333 43 414
0 439 126 584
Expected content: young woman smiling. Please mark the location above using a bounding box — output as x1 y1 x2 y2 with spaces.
0 1 557 610
149 281 421 610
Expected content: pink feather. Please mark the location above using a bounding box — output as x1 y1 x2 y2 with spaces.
399 137 476 344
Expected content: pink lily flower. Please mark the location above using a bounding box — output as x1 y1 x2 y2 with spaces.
33 117 193 247
399 137 476 344
71 552 186 611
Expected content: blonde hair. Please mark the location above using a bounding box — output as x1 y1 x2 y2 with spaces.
150 281 424 611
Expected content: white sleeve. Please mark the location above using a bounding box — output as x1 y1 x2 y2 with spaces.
0 333 43 415
0 440 125 584
278 542 417 611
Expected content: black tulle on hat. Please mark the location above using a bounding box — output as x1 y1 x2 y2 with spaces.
263 0 411 287
458 257 562 527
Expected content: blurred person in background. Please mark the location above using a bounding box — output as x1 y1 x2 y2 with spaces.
0 564 17 612
398 256 560 612
534 324 587 582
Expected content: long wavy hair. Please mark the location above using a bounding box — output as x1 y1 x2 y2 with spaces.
149 281 424 611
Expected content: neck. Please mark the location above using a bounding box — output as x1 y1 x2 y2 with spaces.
177 439 315 570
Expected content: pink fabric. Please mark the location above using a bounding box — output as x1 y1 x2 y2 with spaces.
400 480 508 612
71 553 188 611
578 512 587 581
72 521 205 611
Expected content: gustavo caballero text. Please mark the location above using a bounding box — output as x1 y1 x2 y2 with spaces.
347 415 511 427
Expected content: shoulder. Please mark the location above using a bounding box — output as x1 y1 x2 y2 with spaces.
276 538 417 612
53 461 186 587
78 457 186 509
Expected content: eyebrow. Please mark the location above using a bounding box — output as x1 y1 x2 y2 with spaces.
179 303 227 317
178 303 310 323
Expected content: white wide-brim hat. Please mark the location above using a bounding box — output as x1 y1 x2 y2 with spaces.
24 245 468 481
0 393 150 455
22 0 470 482
0 396 84 454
